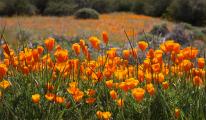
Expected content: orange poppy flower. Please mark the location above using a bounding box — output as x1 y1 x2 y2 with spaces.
32 49 39 62
119 82 130 92
79 39 85 47
117 98 124 107
193 76 203 86
102 112 111 120
89 36 100 50
147 49 154 59
96 111 103 119
110 90 118 100
85 97 96 104
37 45 44 54
72 43 81 55
123 50 130 59
162 81 169 90
22 66 30 75
145 73 152 83
182 60 192 72
138 70 144 82
55 96 65 104
0 63 8 78
158 73 164 83
73 91 84 102
86 89 96 96
143 59 151 69
132 88 145 102
105 80 113 88
152 63 161 73
164 40 174 52
32 94 40 103
0 80 11 89
102 31 109 45
54 49 68 63
173 43 180 53
107 49 116 59
138 41 148 51
125 78 139 89
45 93 55 101
175 108 180 118
198 58 205 69
44 37 55 51
104 70 112 79
146 83 155 96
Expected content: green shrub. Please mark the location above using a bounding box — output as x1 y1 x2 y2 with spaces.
74 8 99 19
90 0 116 13
116 0 133 12
15 0 37 15
202 28 206 34
0 0 14 16
131 1 145 14
145 0 172 17
32 0 49 14
0 1 5 14
1 0 37 16
168 0 206 26
150 23 169 36
44 1 77 16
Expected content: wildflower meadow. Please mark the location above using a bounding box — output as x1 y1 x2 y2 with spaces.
0 30 205 120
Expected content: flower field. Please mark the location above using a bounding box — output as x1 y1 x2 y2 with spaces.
0 30 205 119
0 13 173 43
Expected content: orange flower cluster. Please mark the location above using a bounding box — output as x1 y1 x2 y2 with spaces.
67 82 84 102
0 32 205 119
96 111 111 120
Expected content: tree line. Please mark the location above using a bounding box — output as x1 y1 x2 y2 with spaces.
0 0 206 26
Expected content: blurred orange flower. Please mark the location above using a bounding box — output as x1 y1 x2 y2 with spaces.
45 37 55 51
138 41 148 51
0 80 11 89
32 94 40 103
132 88 145 102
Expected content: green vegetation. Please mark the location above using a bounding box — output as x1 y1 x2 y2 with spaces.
74 8 99 19
0 0 206 25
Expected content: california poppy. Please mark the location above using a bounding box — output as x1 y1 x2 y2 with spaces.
0 63 8 78
54 49 68 63
193 76 203 86
55 96 65 104
105 80 113 88
110 90 118 100
102 31 109 45
138 41 148 51
72 43 81 55
89 36 100 50
198 58 205 69
132 88 145 102
32 94 40 103
117 98 124 107
85 97 96 104
44 37 55 51
146 83 155 96
0 80 11 89
45 93 55 101
175 108 180 118
102 112 111 120
162 81 169 90
123 50 130 59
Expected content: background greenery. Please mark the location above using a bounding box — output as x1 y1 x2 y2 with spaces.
0 0 206 26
